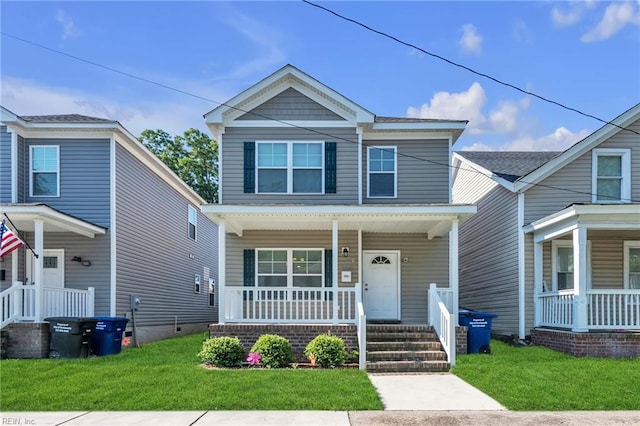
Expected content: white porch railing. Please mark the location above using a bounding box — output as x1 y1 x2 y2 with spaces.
1 282 95 328
535 289 640 330
357 299 366 371
428 283 456 367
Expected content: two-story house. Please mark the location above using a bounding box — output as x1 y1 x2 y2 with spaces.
453 103 640 357
0 106 218 358
201 65 476 370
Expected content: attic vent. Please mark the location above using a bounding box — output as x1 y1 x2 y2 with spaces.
371 256 391 265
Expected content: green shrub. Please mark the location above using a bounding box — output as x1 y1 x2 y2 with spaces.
197 336 244 368
250 334 294 368
304 334 347 368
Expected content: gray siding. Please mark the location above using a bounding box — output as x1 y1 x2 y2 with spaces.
221 127 359 204
0 126 11 202
16 135 25 203
363 233 449 324
237 88 344 121
363 139 450 204
524 233 535 333
115 143 218 327
525 118 640 224
24 138 110 227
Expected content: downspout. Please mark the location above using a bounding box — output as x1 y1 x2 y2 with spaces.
517 192 525 339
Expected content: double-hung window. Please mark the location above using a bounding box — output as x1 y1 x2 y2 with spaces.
624 241 640 290
552 240 591 291
368 146 396 198
30 146 59 197
592 149 630 203
256 249 323 288
188 206 197 240
256 141 323 194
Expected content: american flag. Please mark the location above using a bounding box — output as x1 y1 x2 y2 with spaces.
0 219 24 258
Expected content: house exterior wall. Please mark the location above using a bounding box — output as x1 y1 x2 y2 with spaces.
363 139 450 204
237 88 345 121
221 127 359 204
115 143 217 328
0 126 11 203
16 135 25 203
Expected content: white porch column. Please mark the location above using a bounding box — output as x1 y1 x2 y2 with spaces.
533 240 543 327
11 247 18 283
449 219 459 322
332 219 339 325
218 221 226 324
572 226 588 331
33 219 44 322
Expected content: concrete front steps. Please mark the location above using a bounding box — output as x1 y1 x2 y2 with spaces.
366 325 450 373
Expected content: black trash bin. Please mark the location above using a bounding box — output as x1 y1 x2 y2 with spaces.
458 310 498 354
91 317 130 356
44 317 98 358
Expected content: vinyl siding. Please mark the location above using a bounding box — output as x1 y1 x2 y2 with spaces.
237 88 345 121
0 126 11 202
524 233 535 332
115 143 218 327
525 118 640 224
363 139 450 204
221 127 358 204
455 166 520 336
16 135 25 202
23 138 111 227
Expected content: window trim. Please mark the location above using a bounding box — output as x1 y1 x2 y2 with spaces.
367 145 397 199
255 248 324 288
591 148 631 204
30 145 60 197
623 241 640 289
255 141 325 195
188 205 197 241
551 240 592 292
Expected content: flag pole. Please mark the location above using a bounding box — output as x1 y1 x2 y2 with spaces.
2 213 39 259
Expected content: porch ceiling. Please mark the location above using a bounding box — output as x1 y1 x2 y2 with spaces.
1 204 107 238
202 204 476 237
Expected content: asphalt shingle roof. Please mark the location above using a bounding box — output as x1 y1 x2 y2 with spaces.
20 114 116 124
456 151 562 182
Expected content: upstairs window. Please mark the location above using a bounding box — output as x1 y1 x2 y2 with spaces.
256 141 323 194
368 146 396 198
30 146 59 197
592 149 630 203
188 205 197 240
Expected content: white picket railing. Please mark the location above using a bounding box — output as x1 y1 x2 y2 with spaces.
223 284 360 324
43 287 95 318
587 290 640 329
536 291 575 329
428 283 456 367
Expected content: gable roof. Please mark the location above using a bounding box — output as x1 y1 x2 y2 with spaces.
456 151 561 182
21 114 116 124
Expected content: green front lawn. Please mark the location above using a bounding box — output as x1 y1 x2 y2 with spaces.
453 340 640 411
0 333 382 411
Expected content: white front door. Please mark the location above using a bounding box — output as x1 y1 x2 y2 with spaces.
363 251 400 320
28 249 65 288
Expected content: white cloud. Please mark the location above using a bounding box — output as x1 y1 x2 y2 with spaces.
551 1 597 27
489 98 531 134
458 24 483 55
56 10 82 40
581 1 640 42
512 19 533 44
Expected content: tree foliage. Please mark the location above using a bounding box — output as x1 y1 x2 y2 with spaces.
139 128 218 203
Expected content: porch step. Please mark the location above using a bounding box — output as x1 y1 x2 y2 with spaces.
365 325 449 373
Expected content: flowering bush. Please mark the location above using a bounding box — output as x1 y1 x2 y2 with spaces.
247 352 262 366
250 334 294 368
197 336 245 368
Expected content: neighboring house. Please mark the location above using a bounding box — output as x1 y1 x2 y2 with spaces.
0 106 218 358
201 65 476 370
453 103 640 357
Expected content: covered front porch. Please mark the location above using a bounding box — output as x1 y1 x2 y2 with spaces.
1 204 106 328
526 204 640 334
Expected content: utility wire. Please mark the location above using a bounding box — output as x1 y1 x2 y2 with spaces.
1 31 638 202
302 0 640 137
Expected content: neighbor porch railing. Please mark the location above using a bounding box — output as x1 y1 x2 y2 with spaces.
428 283 456 367
535 289 640 330
1 282 95 328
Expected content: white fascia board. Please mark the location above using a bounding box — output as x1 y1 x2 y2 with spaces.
515 104 640 193
452 152 516 191
202 204 476 216
225 120 354 128
523 204 640 235
371 121 467 131
363 131 456 141
0 204 107 237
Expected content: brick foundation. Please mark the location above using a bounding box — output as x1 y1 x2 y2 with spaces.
531 328 640 358
456 326 468 355
1 323 51 359
208 324 358 362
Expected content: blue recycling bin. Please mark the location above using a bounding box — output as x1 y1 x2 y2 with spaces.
458 310 498 354
91 317 129 356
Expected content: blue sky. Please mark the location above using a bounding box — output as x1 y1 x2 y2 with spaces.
1 1 639 151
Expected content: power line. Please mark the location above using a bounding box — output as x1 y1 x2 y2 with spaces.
302 0 640 137
1 31 638 202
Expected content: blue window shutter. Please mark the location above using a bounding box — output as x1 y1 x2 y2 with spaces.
243 249 255 300
244 142 255 193
325 249 333 300
325 142 336 193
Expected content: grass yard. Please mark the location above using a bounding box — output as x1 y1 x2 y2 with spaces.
0 333 383 411
453 340 640 411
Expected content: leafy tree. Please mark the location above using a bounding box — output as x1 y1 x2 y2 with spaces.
139 128 218 203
